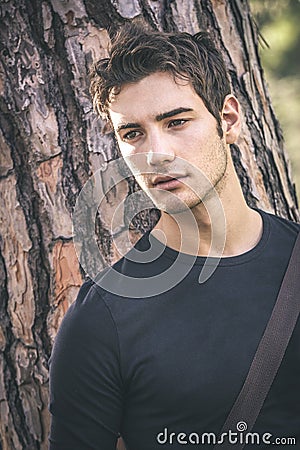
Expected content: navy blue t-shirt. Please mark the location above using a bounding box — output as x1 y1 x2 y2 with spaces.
49 209 300 449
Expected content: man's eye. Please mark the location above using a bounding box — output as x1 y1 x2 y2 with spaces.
123 130 141 141
168 119 187 128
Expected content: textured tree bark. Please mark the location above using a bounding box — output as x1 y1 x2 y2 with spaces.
0 0 298 449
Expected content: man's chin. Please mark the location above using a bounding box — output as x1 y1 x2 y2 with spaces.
148 192 201 215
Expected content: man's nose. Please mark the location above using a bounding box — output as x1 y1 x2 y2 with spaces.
146 133 175 166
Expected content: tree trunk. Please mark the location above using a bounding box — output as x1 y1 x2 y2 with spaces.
0 0 298 449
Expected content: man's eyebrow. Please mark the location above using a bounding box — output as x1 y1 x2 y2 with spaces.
116 108 193 133
156 107 193 121
116 122 141 133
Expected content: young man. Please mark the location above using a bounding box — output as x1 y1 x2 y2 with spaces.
49 24 300 449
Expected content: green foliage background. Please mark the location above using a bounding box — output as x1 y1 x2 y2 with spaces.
250 0 300 200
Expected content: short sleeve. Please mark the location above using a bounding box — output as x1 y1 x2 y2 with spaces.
49 281 123 450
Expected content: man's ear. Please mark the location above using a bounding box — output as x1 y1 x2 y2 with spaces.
221 94 241 144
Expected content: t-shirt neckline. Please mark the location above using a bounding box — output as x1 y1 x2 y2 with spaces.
145 208 270 267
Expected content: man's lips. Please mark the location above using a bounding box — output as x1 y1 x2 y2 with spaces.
151 175 187 190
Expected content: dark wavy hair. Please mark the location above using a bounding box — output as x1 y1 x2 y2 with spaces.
90 23 231 137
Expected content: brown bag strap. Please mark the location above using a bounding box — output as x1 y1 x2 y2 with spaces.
214 230 300 449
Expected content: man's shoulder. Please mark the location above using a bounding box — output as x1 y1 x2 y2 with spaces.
60 274 116 326
261 208 300 236
258 209 299 263
53 276 120 359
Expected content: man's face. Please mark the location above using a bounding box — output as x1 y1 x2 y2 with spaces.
108 72 230 213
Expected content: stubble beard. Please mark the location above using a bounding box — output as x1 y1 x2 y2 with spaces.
141 140 228 215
